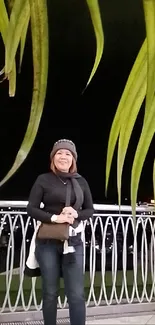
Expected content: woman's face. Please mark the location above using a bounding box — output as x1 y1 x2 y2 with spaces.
54 149 73 172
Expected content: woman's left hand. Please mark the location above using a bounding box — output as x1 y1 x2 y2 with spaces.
62 206 78 219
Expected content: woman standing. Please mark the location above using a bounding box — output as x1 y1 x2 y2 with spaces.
26 139 94 325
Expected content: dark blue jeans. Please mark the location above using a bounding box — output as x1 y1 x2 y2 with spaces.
35 239 85 325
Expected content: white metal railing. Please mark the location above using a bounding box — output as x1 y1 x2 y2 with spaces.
0 201 155 314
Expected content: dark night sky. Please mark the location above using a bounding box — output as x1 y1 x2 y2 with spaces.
0 0 154 204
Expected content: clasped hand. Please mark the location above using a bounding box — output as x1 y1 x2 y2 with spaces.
56 207 78 224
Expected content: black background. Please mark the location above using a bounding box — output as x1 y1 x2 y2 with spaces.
0 0 154 204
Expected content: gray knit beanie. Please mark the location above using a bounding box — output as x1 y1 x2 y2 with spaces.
50 139 77 161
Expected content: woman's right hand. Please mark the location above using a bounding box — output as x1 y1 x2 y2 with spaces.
55 213 74 225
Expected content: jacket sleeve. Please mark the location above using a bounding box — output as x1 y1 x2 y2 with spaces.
77 178 94 221
27 176 52 223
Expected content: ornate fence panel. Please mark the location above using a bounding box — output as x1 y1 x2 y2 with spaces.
0 201 155 314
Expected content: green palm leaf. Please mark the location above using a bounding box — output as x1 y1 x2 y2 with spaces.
86 0 104 86
5 0 30 75
0 0 9 39
8 66 16 96
130 0 155 214
117 44 147 206
131 97 155 215
143 0 155 119
0 0 16 96
105 40 147 195
0 0 49 186
18 10 30 73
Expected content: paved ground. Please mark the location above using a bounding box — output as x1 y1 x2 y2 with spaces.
87 313 155 324
1 313 155 325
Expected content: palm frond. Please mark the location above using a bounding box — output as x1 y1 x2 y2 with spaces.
117 42 147 206
18 12 30 73
130 0 155 214
0 0 16 96
0 0 49 186
5 0 30 75
143 0 155 119
131 97 155 215
105 40 147 197
86 0 104 86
